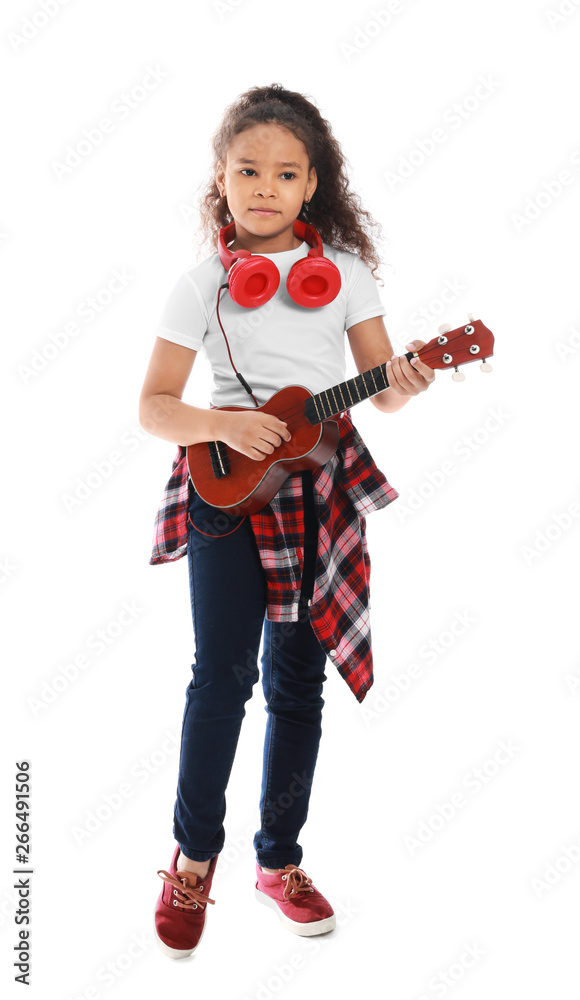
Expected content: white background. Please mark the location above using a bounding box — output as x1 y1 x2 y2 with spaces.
3 0 580 996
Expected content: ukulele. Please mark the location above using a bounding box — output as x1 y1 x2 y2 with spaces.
186 315 495 516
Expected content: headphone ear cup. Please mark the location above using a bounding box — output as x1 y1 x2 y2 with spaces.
286 257 342 308
228 255 280 308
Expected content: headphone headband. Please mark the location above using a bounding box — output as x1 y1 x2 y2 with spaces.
218 219 322 271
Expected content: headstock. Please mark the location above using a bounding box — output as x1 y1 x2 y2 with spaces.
416 314 495 382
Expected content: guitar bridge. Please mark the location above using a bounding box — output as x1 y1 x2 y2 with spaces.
208 440 230 478
303 399 320 425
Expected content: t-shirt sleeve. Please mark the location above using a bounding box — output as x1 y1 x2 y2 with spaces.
154 271 208 351
344 254 386 329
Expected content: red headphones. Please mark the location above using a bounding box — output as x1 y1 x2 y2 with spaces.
218 219 341 309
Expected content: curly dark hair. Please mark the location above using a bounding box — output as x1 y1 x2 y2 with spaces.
194 83 387 284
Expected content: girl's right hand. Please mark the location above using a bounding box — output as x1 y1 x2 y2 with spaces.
218 410 292 461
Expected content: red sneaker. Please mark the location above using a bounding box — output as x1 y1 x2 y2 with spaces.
254 863 336 936
154 844 218 958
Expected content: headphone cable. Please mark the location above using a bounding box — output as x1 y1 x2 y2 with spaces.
216 283 259 407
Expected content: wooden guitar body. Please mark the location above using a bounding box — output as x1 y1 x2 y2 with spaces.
186 385 340 517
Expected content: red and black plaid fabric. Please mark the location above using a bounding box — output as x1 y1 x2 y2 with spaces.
149 408 399 703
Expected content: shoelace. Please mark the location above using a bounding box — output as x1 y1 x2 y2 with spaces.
280 865 314 901
157 868 216 909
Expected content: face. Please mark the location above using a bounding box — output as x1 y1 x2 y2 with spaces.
216 123 317 252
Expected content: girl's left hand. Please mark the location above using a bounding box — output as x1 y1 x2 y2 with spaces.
386 340 436 396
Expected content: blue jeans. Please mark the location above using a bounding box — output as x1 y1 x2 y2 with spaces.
173 469 328 869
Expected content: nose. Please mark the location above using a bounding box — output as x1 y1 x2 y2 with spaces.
254 179 277 198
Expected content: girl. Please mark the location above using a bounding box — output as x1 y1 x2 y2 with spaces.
139 83 435 959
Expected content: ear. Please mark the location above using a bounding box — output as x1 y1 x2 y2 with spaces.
215 160 225 194
307 165 317 201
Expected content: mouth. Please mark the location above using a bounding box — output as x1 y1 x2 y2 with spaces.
250 209 279 216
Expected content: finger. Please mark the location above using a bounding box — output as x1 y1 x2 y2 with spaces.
258 435 278 452
275 420 291 439
409 357 436 381
405 342 435 377
392 355 421 393
263 428 288 447
385 356 405 392
403 347 435 379
388 357 418 394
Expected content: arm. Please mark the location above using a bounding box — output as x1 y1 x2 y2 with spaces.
139 337 291 457
346 315 434 413
138 337 227 447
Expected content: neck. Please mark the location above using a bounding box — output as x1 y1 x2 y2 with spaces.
229 235 302 254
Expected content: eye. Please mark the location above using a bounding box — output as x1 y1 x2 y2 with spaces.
239 169 296 180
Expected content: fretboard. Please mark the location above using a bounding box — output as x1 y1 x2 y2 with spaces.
303 361 391 425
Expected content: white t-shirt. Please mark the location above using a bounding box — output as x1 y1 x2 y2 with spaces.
154 239 386 408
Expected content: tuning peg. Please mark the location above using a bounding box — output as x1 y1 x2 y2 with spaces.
480 361 493 372
438 323 452 334
467 312 475 322
452 367 465 382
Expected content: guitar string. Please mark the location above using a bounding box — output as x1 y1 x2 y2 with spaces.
215 279 487 448
228 331 486 430
211 330 489 473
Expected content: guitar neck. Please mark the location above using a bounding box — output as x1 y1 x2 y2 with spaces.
302 317 495 424
304 360 393 424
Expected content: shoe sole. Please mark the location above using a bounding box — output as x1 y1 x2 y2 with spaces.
254 887 336 936
153 912 207 959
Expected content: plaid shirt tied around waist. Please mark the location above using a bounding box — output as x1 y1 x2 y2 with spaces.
149 407 399 703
